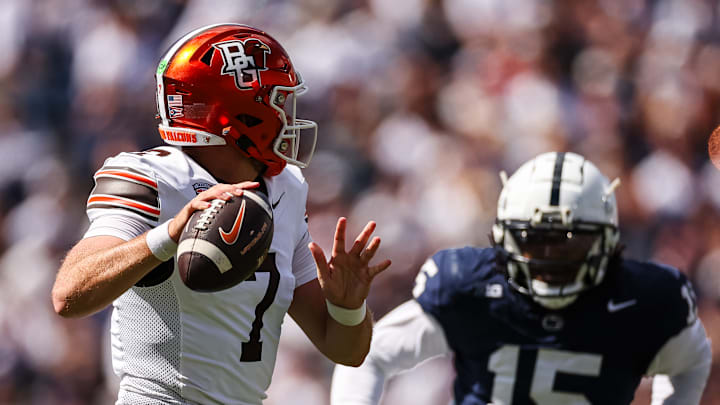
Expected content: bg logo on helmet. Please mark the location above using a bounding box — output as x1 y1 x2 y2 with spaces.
213 39 270 90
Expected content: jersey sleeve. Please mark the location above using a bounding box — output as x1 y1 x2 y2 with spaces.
635 262 711 404
645 273 707 377
84 152 161 240
288 168 317 288
330 300 451 405
646 318 711 375
413 248 479 315
412 249 453 315
292 229 317 288
83 213 154 241
642 264 701 351
647 319 711 405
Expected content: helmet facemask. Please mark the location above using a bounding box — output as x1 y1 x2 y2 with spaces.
269 83 317 169
496 216 618 309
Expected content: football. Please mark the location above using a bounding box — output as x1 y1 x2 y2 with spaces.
177 190 273 292
710 125 720 170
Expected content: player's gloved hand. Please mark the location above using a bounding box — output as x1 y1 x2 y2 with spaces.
309 217 392 310
168 181 260 242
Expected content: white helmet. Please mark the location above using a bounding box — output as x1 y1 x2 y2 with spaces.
492 152 621 309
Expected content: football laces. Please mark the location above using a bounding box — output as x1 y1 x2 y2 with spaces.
194 199 225 231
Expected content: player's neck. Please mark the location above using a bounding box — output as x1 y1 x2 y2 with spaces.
183 145 262 183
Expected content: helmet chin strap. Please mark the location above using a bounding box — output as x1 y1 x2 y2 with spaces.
506 276 579 309
507 262 583 309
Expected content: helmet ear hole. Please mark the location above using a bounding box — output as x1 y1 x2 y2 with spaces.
236 114 263 128
235 135 257 152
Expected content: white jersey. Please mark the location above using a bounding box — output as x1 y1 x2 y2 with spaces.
84 146 317 405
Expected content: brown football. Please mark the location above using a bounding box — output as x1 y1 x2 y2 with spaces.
177 191 273 292
710 125 720 170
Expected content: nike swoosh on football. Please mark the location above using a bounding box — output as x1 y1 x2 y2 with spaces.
607 299 637 312
219 200 246 245
272 192 285 209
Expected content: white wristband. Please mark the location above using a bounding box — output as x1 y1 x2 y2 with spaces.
146 220 178 262
326 299 367 326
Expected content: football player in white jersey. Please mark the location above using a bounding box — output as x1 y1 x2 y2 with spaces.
51 24 391 405
331 152 711 405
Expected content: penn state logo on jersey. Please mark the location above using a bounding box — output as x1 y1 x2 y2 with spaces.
213 39 270 90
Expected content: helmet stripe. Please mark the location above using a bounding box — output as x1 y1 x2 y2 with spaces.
155 23 237 126
549 152 566 206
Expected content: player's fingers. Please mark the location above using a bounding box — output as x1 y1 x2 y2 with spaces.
332 217 347 256
309 242 331 280
169 199 211 240
197 184 235 201
234 181 260 189
232 181 260 195
368 259 392 279
202 182 256 198
180 199 211 221
349 221 376 256
210 183 249 200
359 236 381 263
190 199 212 211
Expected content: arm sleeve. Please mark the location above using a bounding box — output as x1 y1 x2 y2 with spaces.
330 300 451 405
647 319 712 405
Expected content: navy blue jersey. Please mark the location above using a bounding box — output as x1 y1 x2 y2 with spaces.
414 247 696 405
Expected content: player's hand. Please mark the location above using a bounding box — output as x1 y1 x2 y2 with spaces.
168 181 259 242
309 217 392 309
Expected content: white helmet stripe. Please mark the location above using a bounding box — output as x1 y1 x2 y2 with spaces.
155 23 236 126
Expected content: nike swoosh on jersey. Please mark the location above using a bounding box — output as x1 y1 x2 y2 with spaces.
607 299 637 312
219 200 246 245
271 192 285 209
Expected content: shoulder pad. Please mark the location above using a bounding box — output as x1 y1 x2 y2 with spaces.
415 247 496 310
618 259 697 331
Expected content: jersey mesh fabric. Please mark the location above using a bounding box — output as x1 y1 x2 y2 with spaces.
89 147 316 403
113 278 183 403
117 390 191 405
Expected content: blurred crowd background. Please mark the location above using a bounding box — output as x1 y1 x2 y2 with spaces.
1 0 720 403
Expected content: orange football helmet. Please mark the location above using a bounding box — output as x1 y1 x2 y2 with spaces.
155 23 317 176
